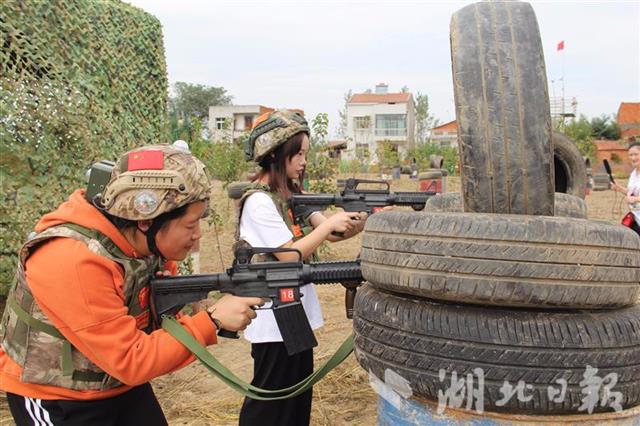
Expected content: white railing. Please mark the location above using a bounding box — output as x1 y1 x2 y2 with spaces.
374 128 406 137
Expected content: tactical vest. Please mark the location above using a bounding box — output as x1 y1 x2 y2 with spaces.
234 182 315 261
0 223 162 391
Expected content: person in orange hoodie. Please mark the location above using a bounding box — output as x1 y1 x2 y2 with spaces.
0 143 263 425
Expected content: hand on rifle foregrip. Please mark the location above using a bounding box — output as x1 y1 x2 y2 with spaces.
327 211 366 238
207 295 263 337
351 211 368 234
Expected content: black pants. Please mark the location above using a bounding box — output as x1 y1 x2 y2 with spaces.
7 383 167 426
239 342 313 426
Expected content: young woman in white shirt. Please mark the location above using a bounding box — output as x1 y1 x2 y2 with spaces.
236 110 368 426
612 141 640 235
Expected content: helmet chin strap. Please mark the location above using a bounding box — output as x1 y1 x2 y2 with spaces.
137 221 167 259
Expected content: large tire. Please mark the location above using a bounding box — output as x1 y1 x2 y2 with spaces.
417 170 442 180
227 181 250 200
429 155 444 169
361 211 640 309
593 173 612 191
553 192 588 218
353 284 640 415
425 192 587 219
553 132 587 199
451 2 554 215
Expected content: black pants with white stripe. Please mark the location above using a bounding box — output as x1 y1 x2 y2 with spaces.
239 342 313 426
6 383 167 426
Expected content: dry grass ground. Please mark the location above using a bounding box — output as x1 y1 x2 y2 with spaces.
0 175 632 425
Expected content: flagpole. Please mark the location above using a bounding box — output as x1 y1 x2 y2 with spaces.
556 40 566 125
561 42 565 120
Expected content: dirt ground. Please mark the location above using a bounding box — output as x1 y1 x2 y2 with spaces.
0 174 631 425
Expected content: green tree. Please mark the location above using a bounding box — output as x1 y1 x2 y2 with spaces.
191 128 249 188
590 114 620 140
169 110 200 143
306 113 337 192
556 115 596 160
375 141 400 174
414 92 438 144
169 82 232 120
311 112 329 145
337 89 352 138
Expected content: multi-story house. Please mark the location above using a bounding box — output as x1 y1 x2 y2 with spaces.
430 120 458 148
344 84 415 163
618 102 640 143
208 105 274 142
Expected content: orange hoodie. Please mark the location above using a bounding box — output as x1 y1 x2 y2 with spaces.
0 189 217 400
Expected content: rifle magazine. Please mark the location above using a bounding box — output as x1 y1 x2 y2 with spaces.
273 302 318 356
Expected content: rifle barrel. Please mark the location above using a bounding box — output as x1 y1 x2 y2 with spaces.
305 260 362 285
392 191 434 204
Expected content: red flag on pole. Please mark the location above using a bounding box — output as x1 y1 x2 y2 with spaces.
557 40 565 51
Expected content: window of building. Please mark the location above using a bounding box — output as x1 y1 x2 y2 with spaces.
244 115 254 130
375 114 406 136
354 116 371 130
215 117 226 130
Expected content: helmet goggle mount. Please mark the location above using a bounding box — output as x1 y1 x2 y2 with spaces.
100 170 188 210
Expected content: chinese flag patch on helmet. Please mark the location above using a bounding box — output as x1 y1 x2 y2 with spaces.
128 150 164 171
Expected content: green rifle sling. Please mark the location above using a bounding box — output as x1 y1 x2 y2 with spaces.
162 316 353 400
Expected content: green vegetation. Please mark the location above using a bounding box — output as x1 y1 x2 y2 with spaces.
407 144 458 175
306 113 338 192
556 113 621 161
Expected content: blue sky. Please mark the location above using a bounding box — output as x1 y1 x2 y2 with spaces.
127 0 640 137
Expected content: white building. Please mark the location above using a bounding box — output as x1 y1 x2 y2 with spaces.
208 105 274 142
344 83 415 163
429 120 458 148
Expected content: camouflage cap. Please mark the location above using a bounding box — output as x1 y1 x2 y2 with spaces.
245 110 309 162
101 144 210 220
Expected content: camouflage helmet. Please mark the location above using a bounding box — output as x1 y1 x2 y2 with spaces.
100 144 210 220
245 110 310 162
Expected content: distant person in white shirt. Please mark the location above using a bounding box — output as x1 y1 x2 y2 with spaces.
236 110 368 426
611 140 640 235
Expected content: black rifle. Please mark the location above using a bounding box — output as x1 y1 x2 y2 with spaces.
150 246 362 355
290 178 435 230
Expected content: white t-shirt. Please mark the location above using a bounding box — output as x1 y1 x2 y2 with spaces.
239 191 324 343
627 169 640 221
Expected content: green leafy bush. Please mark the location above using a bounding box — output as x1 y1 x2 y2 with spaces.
406 143 458 175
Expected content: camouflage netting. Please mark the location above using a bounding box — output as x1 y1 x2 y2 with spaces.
0 0 169 294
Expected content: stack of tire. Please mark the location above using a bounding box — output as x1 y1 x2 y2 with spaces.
352 1 640 416
593 173 613 191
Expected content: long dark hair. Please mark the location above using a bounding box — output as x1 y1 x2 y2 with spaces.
255 132 308 199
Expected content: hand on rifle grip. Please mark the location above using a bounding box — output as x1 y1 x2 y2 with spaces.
207 295 262 335
217 329 240 339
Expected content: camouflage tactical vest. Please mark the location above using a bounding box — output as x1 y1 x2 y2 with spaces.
0 223 162 391
234 182 315 262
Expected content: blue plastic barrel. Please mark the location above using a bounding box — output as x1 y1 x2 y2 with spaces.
378 396 640 425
